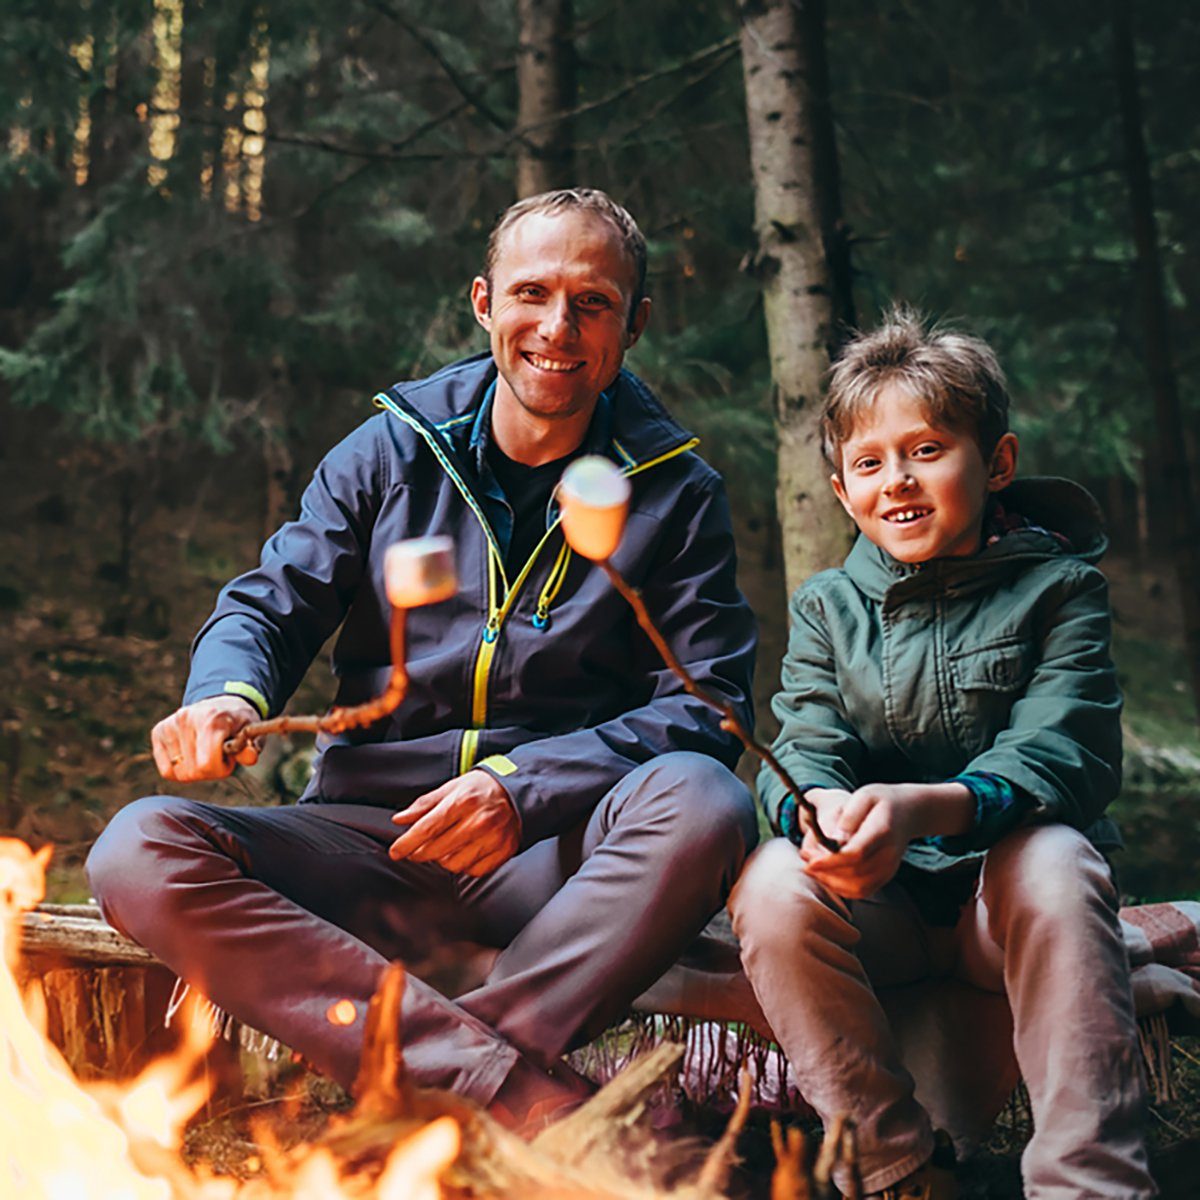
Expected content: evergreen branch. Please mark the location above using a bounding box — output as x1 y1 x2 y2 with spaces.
363 0 516 136
605 46 740 147
501 35 740 146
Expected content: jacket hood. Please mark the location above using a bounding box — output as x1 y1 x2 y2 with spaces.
389 353 696 469
844 476 1109 602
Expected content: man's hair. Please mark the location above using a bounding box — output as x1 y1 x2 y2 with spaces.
483 188 648 330
822 307 1011 470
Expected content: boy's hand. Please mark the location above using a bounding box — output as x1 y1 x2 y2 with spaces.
800 781 975 900
800 783 922 899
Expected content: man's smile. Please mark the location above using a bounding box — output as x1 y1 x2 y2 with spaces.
522 350 584 373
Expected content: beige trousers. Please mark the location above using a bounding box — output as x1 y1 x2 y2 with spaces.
728 825 1156 1198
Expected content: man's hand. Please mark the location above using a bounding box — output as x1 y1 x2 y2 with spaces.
800 782 975 900
389 769 521 877
151 695 261 782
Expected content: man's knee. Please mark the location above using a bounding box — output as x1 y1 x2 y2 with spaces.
86 795 206 934
617 751 758 856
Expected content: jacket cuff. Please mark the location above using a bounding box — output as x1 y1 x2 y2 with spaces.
221 680 270 719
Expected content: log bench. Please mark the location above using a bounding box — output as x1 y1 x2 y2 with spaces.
19 903 1191 1159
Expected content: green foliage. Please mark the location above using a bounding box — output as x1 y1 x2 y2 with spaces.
0 0 1195 522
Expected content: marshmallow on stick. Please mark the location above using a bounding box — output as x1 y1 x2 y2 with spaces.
222 536 457 758
558 456 631 563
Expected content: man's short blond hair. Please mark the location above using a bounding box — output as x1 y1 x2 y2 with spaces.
823 307 1010 470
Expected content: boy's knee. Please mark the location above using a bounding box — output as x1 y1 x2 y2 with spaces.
729 838 829 947
982 823 1117 938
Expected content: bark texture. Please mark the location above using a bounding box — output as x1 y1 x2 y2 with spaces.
738 0 854 597
1112 0 1200 725
515 0 575 197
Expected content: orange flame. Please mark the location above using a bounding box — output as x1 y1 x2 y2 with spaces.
0 839 460 1197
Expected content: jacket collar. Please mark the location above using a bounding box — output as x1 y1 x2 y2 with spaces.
389 353 694 469
843 476 1109 602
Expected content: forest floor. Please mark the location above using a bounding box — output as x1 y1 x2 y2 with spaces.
1 414 1198 1197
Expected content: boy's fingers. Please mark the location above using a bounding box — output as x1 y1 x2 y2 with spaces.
835 790 875 840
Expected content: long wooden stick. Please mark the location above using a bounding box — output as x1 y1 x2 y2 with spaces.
601 561 838 853
223 607 410 758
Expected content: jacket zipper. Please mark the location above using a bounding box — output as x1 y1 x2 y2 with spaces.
462 436 701 770
376 392 699 774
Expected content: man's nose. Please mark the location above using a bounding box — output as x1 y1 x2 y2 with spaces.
539 295 578 342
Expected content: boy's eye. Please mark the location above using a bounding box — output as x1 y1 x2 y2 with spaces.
913 443 941 457
853 455 880 471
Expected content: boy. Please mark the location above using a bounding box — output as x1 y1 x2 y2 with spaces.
729 310 1155 1199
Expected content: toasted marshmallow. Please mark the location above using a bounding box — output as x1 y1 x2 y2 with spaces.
558 456 631 562
384 537 457 607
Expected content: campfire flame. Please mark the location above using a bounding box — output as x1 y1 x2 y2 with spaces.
0 838 460 1199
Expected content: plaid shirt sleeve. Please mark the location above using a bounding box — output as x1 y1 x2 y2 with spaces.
776 786 828 845
931 771 1034 854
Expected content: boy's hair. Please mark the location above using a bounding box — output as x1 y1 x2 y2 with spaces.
822 307 1010 470
483 188 648 331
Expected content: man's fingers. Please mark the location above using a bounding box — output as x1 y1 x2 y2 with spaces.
392 786 448 826
389 801 458 859
151 721 179 779
461 846 514 877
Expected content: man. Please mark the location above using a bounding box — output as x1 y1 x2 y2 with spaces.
87 189 758 1129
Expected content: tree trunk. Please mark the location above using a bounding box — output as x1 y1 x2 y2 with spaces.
515 0 575 197
738 0 854 597
1112 0 1200 725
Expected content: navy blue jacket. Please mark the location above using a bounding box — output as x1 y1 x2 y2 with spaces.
184 354 757 848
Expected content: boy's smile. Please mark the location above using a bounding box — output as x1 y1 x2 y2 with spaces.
831 385 1018 564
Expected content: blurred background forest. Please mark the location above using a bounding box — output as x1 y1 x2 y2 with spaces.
0 0 1197 905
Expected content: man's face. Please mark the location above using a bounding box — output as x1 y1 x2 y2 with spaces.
471 210 649 431
830 384 1017 563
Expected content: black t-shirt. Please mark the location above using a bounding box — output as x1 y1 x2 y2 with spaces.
485 439 579 571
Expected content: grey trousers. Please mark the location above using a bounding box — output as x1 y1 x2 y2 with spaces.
729 827 1156 1199
87 752 756 1106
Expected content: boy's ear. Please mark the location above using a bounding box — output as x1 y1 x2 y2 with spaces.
830 471 855 519
986 432 1019 493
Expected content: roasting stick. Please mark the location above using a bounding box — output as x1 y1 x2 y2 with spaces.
222 537 457 760
557 457 839 854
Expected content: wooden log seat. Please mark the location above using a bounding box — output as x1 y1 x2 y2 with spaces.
19 901 1200 1158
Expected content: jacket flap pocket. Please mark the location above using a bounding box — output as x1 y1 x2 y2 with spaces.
949 638 1035 693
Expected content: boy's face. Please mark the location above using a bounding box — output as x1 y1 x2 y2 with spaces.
831 385 1018 564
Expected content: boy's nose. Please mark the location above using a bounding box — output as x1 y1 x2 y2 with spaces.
883 468 916 495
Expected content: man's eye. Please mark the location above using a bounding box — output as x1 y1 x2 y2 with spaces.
578 294 612 309
517 286 545 300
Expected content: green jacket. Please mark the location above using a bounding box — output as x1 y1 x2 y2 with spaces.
759 477 1122 875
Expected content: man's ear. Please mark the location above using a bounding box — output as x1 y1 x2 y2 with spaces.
986 432 1019 493
470 276 492 332
830 471 855 519
624 297 651 349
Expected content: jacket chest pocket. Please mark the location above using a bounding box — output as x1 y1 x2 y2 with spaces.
946 637 1036 753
